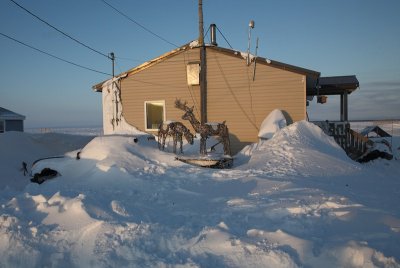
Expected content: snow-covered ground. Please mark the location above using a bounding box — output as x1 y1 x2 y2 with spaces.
1 121 399 267
26 127 103 136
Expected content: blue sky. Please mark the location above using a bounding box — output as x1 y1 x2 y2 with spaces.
1 0 399 128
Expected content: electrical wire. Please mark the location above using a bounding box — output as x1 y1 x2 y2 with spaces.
100 0 179 48
9 0 111 59
0 32 112 76
216 26 233 49
115 56 143 63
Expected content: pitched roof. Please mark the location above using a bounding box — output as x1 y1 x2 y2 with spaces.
360 126 391 137
92 41 321 92
0 107 26 120
208 45 320 78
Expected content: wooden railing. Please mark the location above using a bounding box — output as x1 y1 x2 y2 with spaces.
313 121 374 160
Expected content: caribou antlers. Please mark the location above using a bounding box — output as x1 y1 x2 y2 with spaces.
175 99 193 112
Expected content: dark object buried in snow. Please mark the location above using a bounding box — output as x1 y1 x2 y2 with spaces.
176 156 233 169
358 149 393 163
31 168 59 184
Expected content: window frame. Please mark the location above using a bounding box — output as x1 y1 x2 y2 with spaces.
144 100 166 131
186 61 200 86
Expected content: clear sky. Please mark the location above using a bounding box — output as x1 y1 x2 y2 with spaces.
1 0 399 128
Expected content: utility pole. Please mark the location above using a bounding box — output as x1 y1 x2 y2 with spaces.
109 52 115 77
198 0 207 124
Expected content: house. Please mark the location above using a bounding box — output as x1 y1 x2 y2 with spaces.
92 28 359 154
0 107 26 133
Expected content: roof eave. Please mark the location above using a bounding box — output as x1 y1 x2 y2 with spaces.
92 42 323 92
92 42 195 92
207 46 320 78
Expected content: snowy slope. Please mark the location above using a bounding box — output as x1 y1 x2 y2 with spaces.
0 122 399 267
0 131 94 192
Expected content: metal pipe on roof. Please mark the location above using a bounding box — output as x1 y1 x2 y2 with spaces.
210 24 217 46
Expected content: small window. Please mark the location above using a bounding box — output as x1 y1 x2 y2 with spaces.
186 62 200 85
0 120 4 133
144 101 165 131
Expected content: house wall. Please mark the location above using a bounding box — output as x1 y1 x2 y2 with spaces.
119 46 306 154
121 49 201 132
5 120 24 132
206 48 306 153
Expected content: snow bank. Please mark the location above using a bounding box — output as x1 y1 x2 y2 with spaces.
241 120 359 178
0 131 93 191
1 122 399 267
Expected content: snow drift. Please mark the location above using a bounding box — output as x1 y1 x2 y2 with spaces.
258 109 287 139
0 122 399 267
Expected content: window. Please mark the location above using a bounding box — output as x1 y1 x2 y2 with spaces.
0 120 4 133
186 62 200 85
144 101 165 131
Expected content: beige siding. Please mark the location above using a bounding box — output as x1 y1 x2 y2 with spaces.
120 49 200 133
119 46 306 154
206 48 306 154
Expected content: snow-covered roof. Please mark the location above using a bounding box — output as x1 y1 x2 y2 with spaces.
360 125 391 137
0 107 25 120
92 41 321 92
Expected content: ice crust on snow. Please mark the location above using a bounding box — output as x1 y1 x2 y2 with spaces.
0 121 399 267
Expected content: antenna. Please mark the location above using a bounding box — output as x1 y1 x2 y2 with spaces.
247 20 255 65
252 37 259 81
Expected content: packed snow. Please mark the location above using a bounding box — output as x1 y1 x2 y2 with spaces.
258 109 287 140
1 120 399 267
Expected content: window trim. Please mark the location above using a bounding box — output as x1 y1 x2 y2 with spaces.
186 61 200 86
144 100 166 131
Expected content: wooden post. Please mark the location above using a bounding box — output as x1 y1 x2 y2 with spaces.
198 0 207 124
343 91 348 121
198 0 204 47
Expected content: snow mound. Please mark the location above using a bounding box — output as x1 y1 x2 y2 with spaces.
258 109 287 139
32 134 184 178
1 125 400 267
0 131 93 191
241 121 359 177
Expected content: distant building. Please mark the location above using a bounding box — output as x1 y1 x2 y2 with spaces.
0 107 26 133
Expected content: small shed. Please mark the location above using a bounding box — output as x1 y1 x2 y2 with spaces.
0 107 26 133
360 126 392 138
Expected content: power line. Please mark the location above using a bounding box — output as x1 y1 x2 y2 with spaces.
216 26 233 49
100 0 179 48
9 0 111 59
0 32 111 76
115 56 143 63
